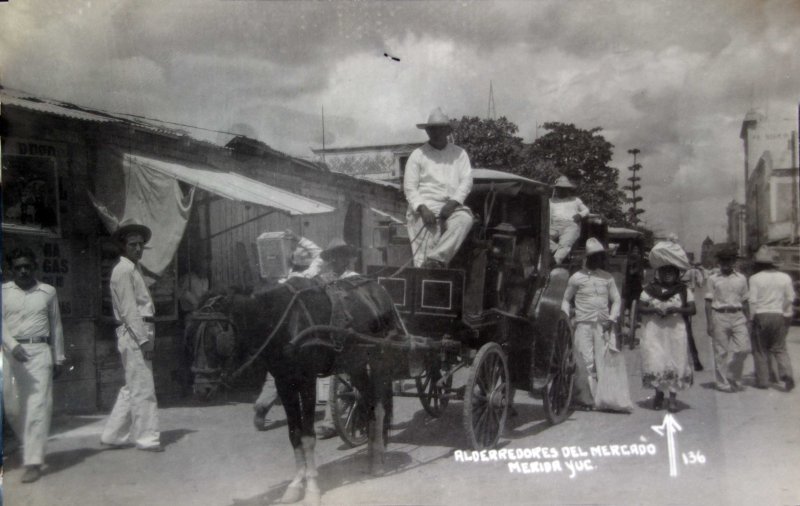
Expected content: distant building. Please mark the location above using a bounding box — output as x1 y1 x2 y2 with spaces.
726 200 747 256
740 107 799 253
700 236 715 268
312 143 422 182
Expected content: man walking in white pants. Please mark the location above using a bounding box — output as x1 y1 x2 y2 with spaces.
3 247 66 483
101 219 163 452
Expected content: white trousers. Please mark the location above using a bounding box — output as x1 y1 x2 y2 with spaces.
573 322 605 398
101 327 160 449
407 206 473 267
3 343 53 466
549 222 581 264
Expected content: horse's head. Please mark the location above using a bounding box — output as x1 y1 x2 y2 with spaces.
186 294 239 400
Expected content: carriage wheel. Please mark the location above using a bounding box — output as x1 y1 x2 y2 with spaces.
463 342 510 450
329 374 368 448
543 317 575 425
416 364 453 418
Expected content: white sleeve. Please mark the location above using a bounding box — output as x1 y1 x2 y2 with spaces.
784 276 797 317
48 290 66 364
452 151 473 205
608 278 621 321
561 275 578 316
403 150 425 212
575 198 590 217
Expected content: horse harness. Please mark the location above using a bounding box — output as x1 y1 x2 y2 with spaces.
188 295 237 379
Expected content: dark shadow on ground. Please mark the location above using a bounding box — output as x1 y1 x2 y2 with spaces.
5 428 197 476
228 399 576 505
160 428 197 447
49 414 106 436
39 447 105 476
635 397 691 413
161 388 260 408
229 448 440 506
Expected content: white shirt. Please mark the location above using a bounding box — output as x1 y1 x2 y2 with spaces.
2 280 65 363
705 272 748 309
749 270 796 317
561 269 621 323
282 237 324 282
550 197 589 229
111 256 155 345
403 143 472 215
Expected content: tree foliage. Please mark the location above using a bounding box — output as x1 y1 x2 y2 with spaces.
447 118 644 229
450 116 524 169
515 122 629 226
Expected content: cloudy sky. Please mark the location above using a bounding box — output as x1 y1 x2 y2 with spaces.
2 0 798 255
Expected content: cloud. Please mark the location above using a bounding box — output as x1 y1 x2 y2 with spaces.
2 0 799 255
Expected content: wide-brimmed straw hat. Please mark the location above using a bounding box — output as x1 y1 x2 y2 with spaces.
114 218 152 244
320 238 359 261
554 175 576 189
416 108 452 129
753 246 778 266
585 237 605 256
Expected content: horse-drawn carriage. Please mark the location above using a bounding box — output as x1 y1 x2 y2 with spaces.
328 169 577 450
184 168 590 504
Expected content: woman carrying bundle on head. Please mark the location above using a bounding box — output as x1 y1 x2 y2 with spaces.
638 238 695 413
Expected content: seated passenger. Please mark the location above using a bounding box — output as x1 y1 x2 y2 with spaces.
549 175 590 264
404 108 474 269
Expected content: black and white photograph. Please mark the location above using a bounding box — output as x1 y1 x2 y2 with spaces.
1 1 799 505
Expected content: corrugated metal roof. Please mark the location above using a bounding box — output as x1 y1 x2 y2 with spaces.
127 154 335 216
0 87 116 123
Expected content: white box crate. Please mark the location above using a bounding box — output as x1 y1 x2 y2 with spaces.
256 231 291 279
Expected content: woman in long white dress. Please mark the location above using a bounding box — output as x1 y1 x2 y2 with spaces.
638 265 696 412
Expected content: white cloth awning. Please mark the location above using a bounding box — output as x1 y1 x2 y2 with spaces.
126 154 335 216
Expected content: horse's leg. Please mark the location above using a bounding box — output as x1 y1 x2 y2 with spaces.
275 378 305 504
299 376 321 506
370 369 394 476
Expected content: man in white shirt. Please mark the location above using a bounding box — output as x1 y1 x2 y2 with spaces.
404 108 473 268
549 175 590 265
704 245 751 392
748 246 797 391
3 248 66 483
561 238 621 406
101 219 164 452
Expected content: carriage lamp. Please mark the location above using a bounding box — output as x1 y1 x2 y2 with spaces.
490 223 517 267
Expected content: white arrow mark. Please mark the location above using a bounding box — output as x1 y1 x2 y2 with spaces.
651 413 682 477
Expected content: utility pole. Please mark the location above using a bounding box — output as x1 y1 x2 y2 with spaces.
487 81 496 120
625 148 644 226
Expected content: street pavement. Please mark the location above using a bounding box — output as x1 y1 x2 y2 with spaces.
4 294 800 506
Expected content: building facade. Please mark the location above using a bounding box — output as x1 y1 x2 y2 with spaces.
726 200 747 256
740 107 799 253
312 143 421 181
1 87 406 413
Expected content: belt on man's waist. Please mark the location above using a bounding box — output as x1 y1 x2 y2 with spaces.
712 307 742 314
113 316 156 326
16 336 49 344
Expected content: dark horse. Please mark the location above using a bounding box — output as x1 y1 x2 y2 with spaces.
189 275 403 506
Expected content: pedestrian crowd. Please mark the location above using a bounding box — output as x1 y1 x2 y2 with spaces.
561 233 797 415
